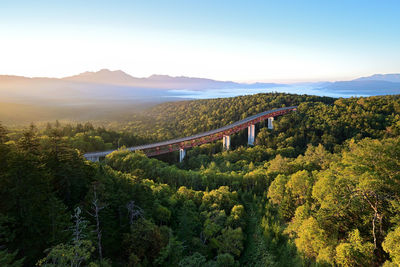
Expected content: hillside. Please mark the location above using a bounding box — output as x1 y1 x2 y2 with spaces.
107 93 400 155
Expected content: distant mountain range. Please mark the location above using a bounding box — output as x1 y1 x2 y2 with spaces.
354 73 400 83
1 69 400 106
315 74 400 95
0 69 285 105
319 80 400 96
62 69 284 90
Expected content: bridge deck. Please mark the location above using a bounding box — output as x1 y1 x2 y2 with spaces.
84 106 297 159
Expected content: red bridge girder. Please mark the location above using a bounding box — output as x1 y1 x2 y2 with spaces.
83 106 297 160
144 108 295 157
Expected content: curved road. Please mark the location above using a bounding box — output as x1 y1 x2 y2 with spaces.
84 106 297 160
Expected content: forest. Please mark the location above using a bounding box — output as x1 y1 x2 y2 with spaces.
1 92 400 266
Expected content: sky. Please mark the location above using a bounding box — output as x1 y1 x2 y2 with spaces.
1 0 400 82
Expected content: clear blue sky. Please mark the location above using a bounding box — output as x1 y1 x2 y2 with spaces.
1 0 400 82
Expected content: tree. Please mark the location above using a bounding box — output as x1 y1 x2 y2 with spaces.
335 229 374 267
340 138 400 249
38 207 95 267
154 231 184 266
286 170 313 205
1 128 58 263
216 227 244 257
178 252 206 267
126 200 143 225
0 250 23 267
382 226 400 266
227 205 245 228
17 123 39 153
216 253 235 266
267 155 293 174
45 128 89 208
294 217 334 265
88 185 105 260
123 218 166 265
311 137 400 261
37 241 94 267
0 214 23 266
295 144 333 171
177 201 201 247
154 204 171 225
0 123 7 143
267 175 288 205
0 123 9 176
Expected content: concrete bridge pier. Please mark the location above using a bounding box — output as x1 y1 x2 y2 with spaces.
248 124 255 145
87 156 99 162
179 148 186 162
223 135 231 150
268 117 274 129
82 107 297 162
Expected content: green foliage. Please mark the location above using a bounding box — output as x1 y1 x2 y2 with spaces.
0 214 24 266
178 252 207 267
123 93 333 142
273 137 400 265
294 217 331 261
0 249 24 267
1 93 400 266
216 253 236 266
382 226 400 266
38 207 96 267
123 218 167 265
154 233 184 266
286 170 313 205
37 240 95 267
335 229 374 267
267 174 289 205
216 227 244 257
261 202 302 266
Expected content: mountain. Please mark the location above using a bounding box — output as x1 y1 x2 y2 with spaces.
63 69 141 86
63 69 284 90
309 73 400 96
319 79 400 96
0 69 287 107
354 73 400 83
2 69 400 109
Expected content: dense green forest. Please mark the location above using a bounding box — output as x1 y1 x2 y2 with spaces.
1 93 400 266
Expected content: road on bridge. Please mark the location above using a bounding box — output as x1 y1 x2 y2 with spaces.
84 106 297 161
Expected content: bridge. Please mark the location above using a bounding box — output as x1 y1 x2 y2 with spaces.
84 106 297 162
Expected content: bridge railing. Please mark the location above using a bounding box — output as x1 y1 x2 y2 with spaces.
84 106 297 159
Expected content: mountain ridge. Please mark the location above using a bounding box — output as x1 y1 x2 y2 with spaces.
0 69 286 106
61 68 284 89
1 70 400 106
354 73 400 83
